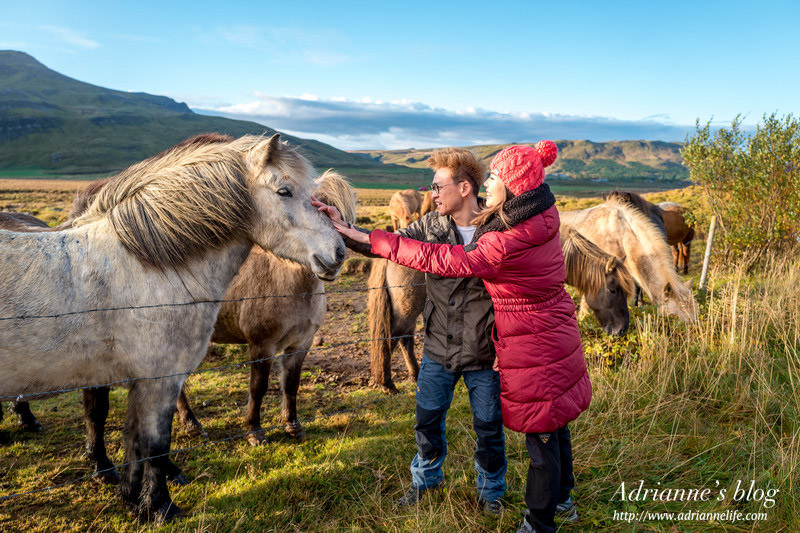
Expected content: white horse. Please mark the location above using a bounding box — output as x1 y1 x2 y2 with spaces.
560 197 696 322
0 133 345 522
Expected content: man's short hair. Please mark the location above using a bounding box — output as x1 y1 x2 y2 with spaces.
428 148 487 196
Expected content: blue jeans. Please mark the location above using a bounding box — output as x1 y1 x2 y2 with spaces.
410 354 506 502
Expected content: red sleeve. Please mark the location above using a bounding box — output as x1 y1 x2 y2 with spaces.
369 229 504 279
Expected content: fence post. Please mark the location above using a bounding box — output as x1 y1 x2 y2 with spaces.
699 215 717 291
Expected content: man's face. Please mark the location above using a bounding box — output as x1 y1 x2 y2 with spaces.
431 167 464 216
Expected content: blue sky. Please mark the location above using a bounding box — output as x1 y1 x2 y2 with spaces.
2 0 798 149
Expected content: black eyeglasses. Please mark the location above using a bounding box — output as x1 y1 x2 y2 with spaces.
430 182 458 194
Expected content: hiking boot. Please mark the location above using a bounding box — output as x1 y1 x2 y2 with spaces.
478 497 504 516
516 512 538 533
555 497 578 522
396 486 424 507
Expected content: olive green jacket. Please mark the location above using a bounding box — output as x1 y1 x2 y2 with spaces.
349 210 495 372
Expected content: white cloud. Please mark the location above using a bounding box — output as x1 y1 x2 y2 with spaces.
194 94 696 150
40 25 99 49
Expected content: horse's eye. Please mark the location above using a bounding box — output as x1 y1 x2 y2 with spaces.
276 187 292 197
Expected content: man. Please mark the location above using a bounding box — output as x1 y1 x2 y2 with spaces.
316 148 506 513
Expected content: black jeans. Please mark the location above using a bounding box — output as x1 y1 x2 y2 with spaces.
524 424 574 533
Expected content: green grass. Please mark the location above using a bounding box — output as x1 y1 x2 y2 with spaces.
3 258 800 531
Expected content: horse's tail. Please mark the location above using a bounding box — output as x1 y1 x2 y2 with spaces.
367 259 396 392
420 190 434 216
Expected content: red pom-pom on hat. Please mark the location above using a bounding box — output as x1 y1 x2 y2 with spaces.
535 140 558 168
489 141 558 195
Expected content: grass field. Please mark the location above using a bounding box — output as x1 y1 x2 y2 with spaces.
1 179 798 531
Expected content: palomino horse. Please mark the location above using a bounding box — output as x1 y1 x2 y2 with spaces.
367 226 635 392
388 189 422 230
420 190 434 216
603 190 667 305
658 202 695 274
560 198 697 322
603 190 666 234
0 134 345 522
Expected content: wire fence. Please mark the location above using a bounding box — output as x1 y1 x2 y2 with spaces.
0 280 426 504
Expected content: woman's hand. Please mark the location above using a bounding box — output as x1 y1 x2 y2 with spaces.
313 196 370 245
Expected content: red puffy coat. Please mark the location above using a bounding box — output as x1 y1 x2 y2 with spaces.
370 205 591 433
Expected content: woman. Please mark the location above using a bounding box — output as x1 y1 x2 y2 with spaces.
318 142 590 533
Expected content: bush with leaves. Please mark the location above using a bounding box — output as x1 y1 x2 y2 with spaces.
682 113 800 269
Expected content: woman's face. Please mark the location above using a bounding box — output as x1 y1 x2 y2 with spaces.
484 172 506 208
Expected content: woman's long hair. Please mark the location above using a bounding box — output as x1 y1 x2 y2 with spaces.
471 184 514 229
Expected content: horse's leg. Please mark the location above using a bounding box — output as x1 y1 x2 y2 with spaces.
681 242 691 275
397 331 419 382
373 337 399 393
175 386 208 439
12 401 42 433
83 387 121 484
671 244 680 272
120 379 183 523
280 342 310 441
634 284 644 306
245 342 273 446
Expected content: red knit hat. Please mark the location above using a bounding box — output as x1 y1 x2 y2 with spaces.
489 141 558 196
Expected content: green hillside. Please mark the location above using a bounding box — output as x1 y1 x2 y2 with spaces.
352 139 689 182
0 50 424 186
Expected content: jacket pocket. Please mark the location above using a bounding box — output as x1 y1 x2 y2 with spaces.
490 322 504 351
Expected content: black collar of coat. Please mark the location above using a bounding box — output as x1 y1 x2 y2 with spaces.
473 183 556 241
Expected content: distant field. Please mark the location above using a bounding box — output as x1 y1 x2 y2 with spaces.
0 177 700 229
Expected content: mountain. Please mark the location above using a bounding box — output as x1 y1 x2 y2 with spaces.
351 140 689 182
0 50 421 185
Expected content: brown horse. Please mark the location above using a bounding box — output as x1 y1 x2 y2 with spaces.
560 198 697 321
388 189 422 231
658 202 695 274
366 226 635 392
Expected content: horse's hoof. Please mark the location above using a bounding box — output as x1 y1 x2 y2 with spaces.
93 467 121 485
20 419 43 433
285 422 307 442
247 432 268 446
135 501 184 524
167 472 190 486
183 423 209 440
157 501 184 524
371 380 398 395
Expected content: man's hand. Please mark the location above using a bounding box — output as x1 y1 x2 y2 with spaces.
312 196 344 224
313 196 370 245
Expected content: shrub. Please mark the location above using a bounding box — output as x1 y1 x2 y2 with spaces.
682 113 800 269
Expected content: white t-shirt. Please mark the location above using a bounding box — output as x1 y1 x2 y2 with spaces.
456 224 477 245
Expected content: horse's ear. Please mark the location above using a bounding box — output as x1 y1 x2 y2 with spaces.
605 256 617 273
265 133 281 164
684 279 693 290
664 282 673 296
248 133 281 169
